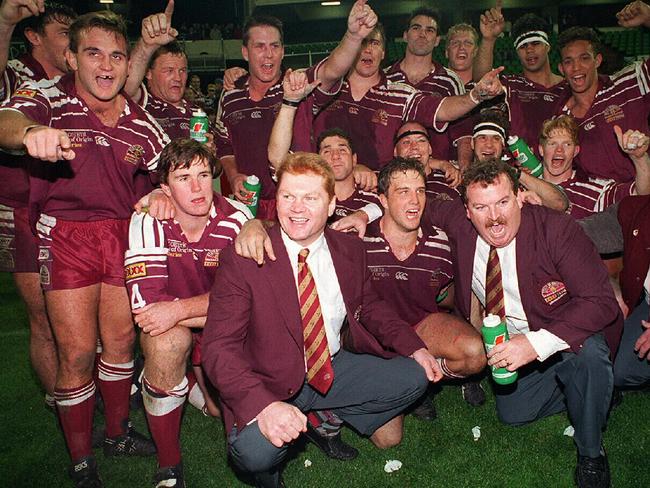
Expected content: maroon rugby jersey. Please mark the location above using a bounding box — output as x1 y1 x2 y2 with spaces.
313 72 446 171
0 54 50 208
125 193 249 308
558 59 650 182
425 170 460 201
331 187 380 222
0 73 169 221
137 84 196 140
364 221 453 326
385 60 470 160
215 60 336 200
557 168 635 219
502 75 568 157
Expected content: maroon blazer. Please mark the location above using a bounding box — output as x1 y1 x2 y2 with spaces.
201 225 426 433
618 195 650 312
423 199 623 356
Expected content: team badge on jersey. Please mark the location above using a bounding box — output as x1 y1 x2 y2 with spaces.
15 88 37 98
204 249 220 267
371 109 389 126
541 281 567 305
124 144 145 165
125 262 147 280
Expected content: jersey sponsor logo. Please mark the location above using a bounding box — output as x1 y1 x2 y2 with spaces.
540 280 567 305
204 249 220 267
167 239 190 256
251 110 262 119
38 248 49 260
543 94 554 102
369 266 389 280
124 144 145 165
348 105 359 115
371 109 389 126
180 122 190 130
69 131 94 148
603 104 625 124
584 121 595 131
39 264 50 285
15 88 37 98
94 136 110 147
395 271 409 281
125 262 147 280
227 111 246 125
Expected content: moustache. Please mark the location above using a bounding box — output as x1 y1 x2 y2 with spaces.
486 217 506 228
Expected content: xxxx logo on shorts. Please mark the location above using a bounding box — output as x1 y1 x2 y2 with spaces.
125 262 147 280
15 88 37 98
541 280 567 305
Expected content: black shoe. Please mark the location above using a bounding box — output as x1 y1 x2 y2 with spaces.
411 396 437 421
69 456 103 488
304 425 358 461
575 451 611 488
154 464 185 488
103 424 156 457
461 381 486 406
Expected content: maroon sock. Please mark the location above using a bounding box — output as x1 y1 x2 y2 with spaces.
143 376 187 468
97 358 134 438
55 379 96 461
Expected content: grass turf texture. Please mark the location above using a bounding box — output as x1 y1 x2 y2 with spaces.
1 272 648 487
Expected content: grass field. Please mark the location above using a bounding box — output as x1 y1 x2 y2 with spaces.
1 271 649 488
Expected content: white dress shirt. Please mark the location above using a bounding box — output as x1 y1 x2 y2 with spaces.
471 236 569 362
282 230 347 356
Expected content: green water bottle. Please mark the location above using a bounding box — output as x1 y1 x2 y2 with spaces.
242 175 261 217
189 109 209 143
507 135 543 178
481 314 518 385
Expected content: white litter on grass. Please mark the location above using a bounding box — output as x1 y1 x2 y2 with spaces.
563 425 575 437
384 459 402 473
472 425 481 441
304 459 312 468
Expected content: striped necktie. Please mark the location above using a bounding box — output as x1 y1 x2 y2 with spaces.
486 246 506 321
298 248 334 394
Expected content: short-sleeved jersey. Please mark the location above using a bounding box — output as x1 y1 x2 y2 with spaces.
331 187 381 222
0 73 169 221
313 72 446 171
0 54 50 208
363 221 453 326
425 170 461 201
558 59 650 182
137 84 197 140
215 61 335 200
502 75 568 157
124 193 249 309
385 60 470 160
557 168 635 219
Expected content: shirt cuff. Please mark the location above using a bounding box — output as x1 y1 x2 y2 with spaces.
361 203 382 223
525 329 570 362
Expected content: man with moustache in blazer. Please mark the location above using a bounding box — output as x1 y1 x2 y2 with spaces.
201 152 440 488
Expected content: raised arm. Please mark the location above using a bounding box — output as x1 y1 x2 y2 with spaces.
317 0 377 90
0 109 74 161
438 67 505 122
473 0 505 82
124 0 178 99
614 125 650 195
0 0 44 76
519 172 569 211
617 1 650 28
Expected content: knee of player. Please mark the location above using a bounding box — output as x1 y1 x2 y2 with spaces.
462 336 488 369
574 336 612 375
370 428 403 449
230 443 281 473
58 349 96 376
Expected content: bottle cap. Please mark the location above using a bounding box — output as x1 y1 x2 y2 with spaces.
507 135 519 145
246 175 259 185
192 108 207 117
483 314 502 327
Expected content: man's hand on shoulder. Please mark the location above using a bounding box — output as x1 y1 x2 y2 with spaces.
256 401 307 448
330 210 369 237
133 301 184 336
223 67 248 91
135 188 176 219
411 348 443 382
235 219 276 265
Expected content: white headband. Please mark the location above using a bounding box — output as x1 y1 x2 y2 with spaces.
514 30 550 49
473 122 506 143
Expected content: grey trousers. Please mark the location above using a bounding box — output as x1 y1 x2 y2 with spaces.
614 300 650 387
494 334 612 458
228 350 428 487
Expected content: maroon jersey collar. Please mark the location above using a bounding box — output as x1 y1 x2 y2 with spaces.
17 53 48 81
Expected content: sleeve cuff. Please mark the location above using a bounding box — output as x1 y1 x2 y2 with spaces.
525 329 570 362
361 203 382 223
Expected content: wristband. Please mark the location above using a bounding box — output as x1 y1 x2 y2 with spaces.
282 98 300 108
468 88 481 105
